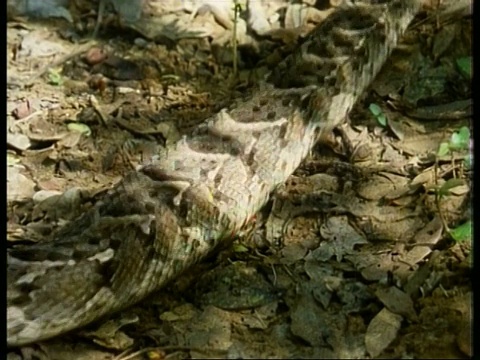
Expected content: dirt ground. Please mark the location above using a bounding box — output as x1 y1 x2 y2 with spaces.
7 1 472 359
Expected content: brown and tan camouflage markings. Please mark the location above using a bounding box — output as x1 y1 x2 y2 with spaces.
7 0 421 346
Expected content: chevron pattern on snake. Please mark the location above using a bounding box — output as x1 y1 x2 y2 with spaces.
7 0 420 346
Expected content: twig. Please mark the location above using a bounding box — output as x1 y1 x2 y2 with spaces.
433 155 450 236
93 0 107 38
232 1 241 77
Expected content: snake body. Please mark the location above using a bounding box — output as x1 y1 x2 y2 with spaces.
7 0 420 346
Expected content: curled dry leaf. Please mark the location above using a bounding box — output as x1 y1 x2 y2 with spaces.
375 286 417 321
7 133 31 151
81 314 138 350
7 166 35 202
365 308 403 358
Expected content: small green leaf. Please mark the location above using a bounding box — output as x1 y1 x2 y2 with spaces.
450 126 470 151
458 126 470 139
67 123 91 136
450 220 472 242
160 74 180 81
233 243 249 253
47 68 63 85
464 154 473 170
438 178 465 196
456 56 472 79
377 114 388 127
437 142 450 156
368 103 382 116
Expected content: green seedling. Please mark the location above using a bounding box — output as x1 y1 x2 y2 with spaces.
449 220 472 242
368 103 388 127
47 68 63 86
456 56 472 79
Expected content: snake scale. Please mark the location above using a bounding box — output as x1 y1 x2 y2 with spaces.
7 0 421 346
